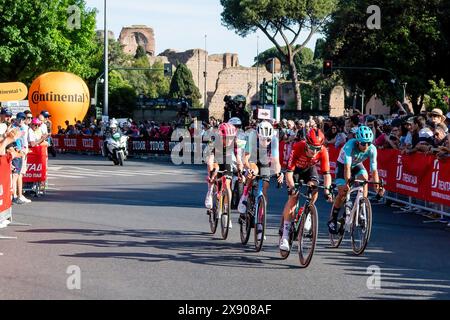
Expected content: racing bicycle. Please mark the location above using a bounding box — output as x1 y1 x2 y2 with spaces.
329 179 383 255
278 181 319 268
239 173 281 252
207 170 232 240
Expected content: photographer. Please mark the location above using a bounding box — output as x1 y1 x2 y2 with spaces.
223 95 250 128
176 101 192 129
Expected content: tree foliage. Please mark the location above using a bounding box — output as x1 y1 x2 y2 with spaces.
324 0 450 114
0 0 98 84
169 63 202 107
221 0 338 110
424 79 450 113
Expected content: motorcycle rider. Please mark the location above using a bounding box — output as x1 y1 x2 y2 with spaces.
102 118 120 158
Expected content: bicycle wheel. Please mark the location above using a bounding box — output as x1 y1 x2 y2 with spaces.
220 189 231 240
209 184 219 234
279 217 294 260
239 193 253 245
351 197 372 255
254 196 266 252
329 204 345 248
297 205 318 268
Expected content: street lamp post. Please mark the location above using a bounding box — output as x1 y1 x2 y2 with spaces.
94 75 104 109
361 89 365 114
103 0 109 119
402 82 407 103
204 34 207 108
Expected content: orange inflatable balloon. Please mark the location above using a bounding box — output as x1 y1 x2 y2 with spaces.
28 72 90 134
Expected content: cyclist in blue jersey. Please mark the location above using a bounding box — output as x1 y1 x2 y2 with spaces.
328 125 384 234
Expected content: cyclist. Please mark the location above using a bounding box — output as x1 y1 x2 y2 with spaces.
237 120 284 238
204 122 241 228
227 117 247 208
279 128 332 251
328 125 384 234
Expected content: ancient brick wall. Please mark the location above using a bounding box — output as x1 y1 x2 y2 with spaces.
158 50 239 107
119 25 155 56
208 67 272 120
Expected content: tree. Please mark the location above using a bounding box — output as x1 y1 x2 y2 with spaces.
424 79 450 113
169 63 202 107
221 0 338 110
0 0 98 84
108 71 136 118
255 41 339 111
324 0 450 114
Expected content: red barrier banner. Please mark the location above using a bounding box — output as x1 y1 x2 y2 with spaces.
394 152 432 199
376 149 399 193
427 157 450 207
52 135 103 153
0 155 12 213
327 145 341 177
23 146 48 183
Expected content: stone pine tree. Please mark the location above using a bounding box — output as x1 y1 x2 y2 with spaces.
221 0 337 110
169 62 202 107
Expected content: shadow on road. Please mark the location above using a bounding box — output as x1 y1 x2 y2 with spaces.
22 227 302 270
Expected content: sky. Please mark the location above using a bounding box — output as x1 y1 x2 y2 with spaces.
85 0 322 67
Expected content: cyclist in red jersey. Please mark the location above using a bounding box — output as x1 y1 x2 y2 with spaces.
279 128 333 251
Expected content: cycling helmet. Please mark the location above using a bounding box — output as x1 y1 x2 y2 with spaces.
356 125 374 143
257 120 274 139
306 128 325 147
228 117 242 126
218 122 237 137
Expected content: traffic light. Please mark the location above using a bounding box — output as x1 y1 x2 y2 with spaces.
323 60 333 75
259 82 266 104
264 81 274 104
163 63 172 77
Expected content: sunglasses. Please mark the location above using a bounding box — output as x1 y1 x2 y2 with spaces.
26 116 33 119
359 142 371 147
307 144 321 152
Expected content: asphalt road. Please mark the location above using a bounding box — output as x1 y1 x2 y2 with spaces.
1 154 449 300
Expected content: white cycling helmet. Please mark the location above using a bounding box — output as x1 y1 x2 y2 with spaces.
228 117 242 126
257 120 274 139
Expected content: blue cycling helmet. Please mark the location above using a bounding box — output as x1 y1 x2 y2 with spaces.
356 125 374 143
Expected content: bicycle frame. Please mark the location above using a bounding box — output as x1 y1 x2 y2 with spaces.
253 178 265 226
345 184 365 231
292 183 312 232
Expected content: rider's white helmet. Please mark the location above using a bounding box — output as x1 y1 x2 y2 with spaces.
257 120 274 139
228 117 242 126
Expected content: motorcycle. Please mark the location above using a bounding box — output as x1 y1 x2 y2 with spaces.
104 132 129 166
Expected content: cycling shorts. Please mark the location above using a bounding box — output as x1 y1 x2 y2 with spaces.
292 166 320 185
335 162 367 186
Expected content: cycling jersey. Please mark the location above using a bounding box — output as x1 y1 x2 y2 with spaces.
287 140 330 173
245 130 279 166
337 138 377 172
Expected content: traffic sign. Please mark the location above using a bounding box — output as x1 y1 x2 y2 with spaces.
0 82 28 102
